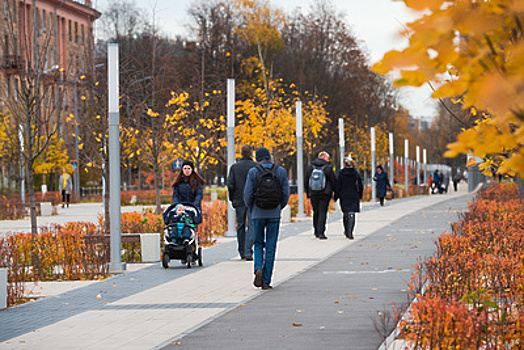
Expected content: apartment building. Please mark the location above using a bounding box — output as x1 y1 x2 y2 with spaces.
0 0 100 112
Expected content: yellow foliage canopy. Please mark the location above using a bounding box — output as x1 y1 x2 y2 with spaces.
374 0 524 176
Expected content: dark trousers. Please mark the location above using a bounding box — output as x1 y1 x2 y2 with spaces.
310 194 331 237
235 205 254 257
62 190 70 205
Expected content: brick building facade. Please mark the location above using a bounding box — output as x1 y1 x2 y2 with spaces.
0 0 100 118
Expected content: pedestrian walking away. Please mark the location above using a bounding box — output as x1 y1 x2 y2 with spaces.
305 151 337 239
373 164 391 206
334 156 363 239
227 145 257 261
452 168 463 192
59 168 73 208
172 160 205 214
244 147 290 290
432 169 442 194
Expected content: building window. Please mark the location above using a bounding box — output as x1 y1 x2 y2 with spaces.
68 20 72 41
12 0 16 22
74 22 78 43
81 24 84 44
42 9 46 33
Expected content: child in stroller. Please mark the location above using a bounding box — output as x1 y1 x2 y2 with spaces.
165 204 195 244
162 202 203 269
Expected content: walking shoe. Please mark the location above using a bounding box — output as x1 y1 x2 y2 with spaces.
261 283 273 290
244 256 253 261
253 268 263 287
318 235 328 240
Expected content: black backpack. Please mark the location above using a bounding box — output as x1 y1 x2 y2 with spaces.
254 164 282 209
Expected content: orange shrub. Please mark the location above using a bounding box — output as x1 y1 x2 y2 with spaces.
0 226 109 306
288 193 312 217
0 195 27 220
199 200 226 245
401 296 480 349
400 183 524 347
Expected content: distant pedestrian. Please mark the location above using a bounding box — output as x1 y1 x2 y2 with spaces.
305 151 337 239
172 160 205 213
244 147 290 290
452 168 462 192
442 171 450 193
59 168 73 208
373 165 391 206
432 169 441 194
227 145 257 261
334 157 363 239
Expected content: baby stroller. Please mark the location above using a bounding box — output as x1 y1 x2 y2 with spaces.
161 202 203 269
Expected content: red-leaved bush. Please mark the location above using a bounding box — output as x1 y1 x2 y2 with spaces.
401 183 524 348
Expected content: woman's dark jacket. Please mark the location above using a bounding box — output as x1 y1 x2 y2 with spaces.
373 171 391 199
172 176 203 209
334 167 363 213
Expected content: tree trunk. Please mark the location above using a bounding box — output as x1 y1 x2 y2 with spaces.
154 161 162 214
26 158 41 280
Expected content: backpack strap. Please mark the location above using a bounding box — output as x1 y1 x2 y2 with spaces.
255 163 278 174
255 163 265 173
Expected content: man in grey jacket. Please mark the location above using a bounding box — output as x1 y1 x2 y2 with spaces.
227 145 257 261
244 147 290 290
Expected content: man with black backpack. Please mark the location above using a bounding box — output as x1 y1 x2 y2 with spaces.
305 151 337 239
244 147 290 290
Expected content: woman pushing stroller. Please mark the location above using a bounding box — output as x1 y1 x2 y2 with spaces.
161 160 205 269
172 160 205 214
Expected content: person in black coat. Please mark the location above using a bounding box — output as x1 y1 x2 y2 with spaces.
227 145 257 260
373 164 391 206
334 157 363 239
305 151 337 239
172 160 205 214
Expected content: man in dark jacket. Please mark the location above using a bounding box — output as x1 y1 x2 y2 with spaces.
227 145 257 261
244 147 290 290
305 151 337 239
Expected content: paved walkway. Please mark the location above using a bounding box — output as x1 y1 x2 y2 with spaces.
0 185 473 349
0 203 155 237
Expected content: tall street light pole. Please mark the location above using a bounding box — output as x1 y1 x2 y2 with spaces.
108 43 124 273
226 79 236 237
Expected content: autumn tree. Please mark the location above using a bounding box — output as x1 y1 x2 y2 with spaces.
0 113 20 196
0 1 66 277
374 0 524 195
235 71 328 166
276 1 399 158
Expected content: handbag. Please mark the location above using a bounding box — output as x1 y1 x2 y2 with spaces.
385 187 394 200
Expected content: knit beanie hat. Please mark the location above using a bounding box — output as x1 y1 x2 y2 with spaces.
255 147 271 161
182 160 194 170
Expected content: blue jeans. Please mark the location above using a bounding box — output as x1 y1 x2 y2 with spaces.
253 218 280 285
235 205 254 257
